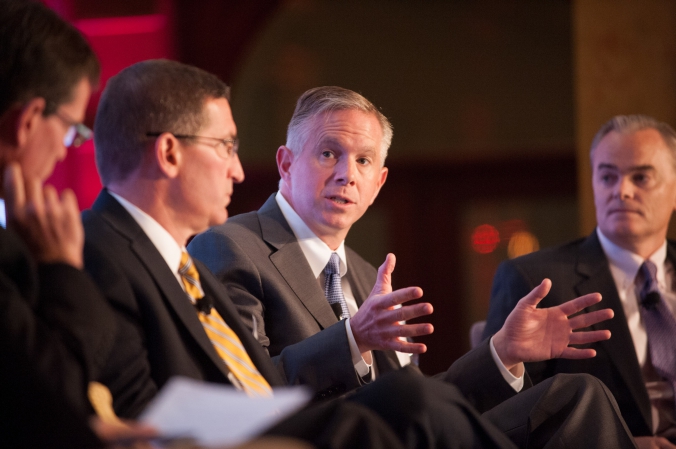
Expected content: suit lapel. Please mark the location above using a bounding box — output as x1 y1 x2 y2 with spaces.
574 232 651 428
91 190 231 379
258 196 338 330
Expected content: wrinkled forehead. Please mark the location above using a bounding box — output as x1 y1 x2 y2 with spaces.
592 129 676 170
305 110 382 148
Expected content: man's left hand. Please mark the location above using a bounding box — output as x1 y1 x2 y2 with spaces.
492 278 613 371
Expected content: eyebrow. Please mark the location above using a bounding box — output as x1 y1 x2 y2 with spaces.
596 163 655 172
317 137 378 155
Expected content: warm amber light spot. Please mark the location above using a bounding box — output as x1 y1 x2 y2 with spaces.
508 231 539 259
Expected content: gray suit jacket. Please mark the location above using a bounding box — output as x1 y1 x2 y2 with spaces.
189 195 400 399
190 194 523 409
483 231 673 437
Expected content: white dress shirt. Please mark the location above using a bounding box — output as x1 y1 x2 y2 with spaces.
276 192 523 390
597 228 676 434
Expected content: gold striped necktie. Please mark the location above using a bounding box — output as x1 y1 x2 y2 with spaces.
179 251 272 397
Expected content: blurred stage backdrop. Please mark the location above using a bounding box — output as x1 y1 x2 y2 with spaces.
45 0 676 375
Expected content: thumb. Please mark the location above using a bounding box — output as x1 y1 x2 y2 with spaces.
372 253 396 296
3 163 26 222
518 278 552 308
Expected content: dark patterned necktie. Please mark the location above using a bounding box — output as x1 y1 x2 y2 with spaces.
324 253 350 320
637 260 676 408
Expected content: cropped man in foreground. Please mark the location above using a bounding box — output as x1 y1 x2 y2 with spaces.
0 0 120 447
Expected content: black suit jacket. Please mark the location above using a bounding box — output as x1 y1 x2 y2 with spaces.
483 230 664 436
0 227 114 448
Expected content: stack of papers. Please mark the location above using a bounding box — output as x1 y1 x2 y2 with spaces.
140 377 311 447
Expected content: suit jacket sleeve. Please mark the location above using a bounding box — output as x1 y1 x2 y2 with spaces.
189 228 366 397
82 240 160 418
0 229 116 417
431 338 532 413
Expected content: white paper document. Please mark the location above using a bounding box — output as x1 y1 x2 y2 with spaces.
139 377 311 447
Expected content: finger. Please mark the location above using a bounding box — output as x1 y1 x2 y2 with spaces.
656 437 676 449
24 175 45 221
567 308 614 329
3 163 25 220
557 293 603 316
517 278 551 307
386 302 433 322
559 347 597 359
378 286 424 308
568 329 611 345
372 253 396 296
60 188 81 231
384 340 428 354
380 322 434 339
60 188 80 216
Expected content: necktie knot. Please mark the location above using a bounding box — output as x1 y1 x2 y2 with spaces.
638 260 660 309
325 253 341 276
178 251 211 313
324 253 350 320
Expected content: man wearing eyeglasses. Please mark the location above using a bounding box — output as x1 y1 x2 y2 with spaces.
0 0 118 447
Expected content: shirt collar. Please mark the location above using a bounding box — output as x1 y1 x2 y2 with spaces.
275 191 347 279
109 191 184 274
596 227 668 287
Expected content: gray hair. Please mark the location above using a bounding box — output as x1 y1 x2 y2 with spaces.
285 86 393 166
590 115 676 168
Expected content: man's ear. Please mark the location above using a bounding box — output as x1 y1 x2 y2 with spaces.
276 145 294 185
14 98 47 149
155 132 181 178
368 166 388 205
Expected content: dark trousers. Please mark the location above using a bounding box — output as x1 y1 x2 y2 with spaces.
268 368 637 449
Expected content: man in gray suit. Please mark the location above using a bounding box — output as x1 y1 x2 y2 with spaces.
189 87 428 390
484 115 676 449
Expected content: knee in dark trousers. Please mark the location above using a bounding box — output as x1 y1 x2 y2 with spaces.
348 366 517 449
264 399 406 449
483 373 635 449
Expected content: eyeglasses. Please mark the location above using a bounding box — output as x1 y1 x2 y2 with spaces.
55 110 92 147
146 132 239 159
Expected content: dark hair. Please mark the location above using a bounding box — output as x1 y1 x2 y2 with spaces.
94 59 230 185
0 0 100 116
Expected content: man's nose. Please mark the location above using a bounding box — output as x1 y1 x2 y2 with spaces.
335 159 356 185
230 153 245 183
615 176 634 200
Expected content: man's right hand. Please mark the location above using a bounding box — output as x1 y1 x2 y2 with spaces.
349 253 434 354
635 436 676 449
3 163 84 268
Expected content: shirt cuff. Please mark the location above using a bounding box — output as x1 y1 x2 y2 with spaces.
489 336 525 392
345 318 372 378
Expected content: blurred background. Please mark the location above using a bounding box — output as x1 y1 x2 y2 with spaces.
44 0 676 375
